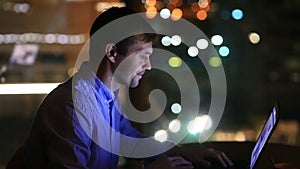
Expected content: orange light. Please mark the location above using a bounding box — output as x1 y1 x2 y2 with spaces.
176 0 183 7
170 0 179 6
146 0 156 7
146 6 157 19
191 2 200 12
155 1 165 11
196 10 207 20
167 3 175 11
171 8 183 21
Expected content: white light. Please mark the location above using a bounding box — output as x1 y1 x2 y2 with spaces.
70 35 81 44
187 46 199 57
160 8 171 19
45 34 56 44
161 36 171 46
211 35 223 46
171 103 181 114
187 115 212 134
196 39 209 49
1 65 7 72
169 119 181 133
11 34 18 42
234 131 246 142
0 83 59 95
248 32 260 44
57 34 68 44
19 3 30 13
171 35 181 46
154 130 168 142
4 34 12 44
13 4 21 13
0 33 86 45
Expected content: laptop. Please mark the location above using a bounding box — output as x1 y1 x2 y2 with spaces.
208 102 280 169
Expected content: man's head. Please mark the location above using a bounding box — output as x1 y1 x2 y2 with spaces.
88 7 156 88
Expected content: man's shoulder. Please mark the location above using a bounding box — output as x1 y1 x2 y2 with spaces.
41 78 73 107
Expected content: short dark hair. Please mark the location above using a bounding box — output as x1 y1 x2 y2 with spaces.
89 7 136 38
89 7 156 62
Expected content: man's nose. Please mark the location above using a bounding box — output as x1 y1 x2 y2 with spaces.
144 56 152 70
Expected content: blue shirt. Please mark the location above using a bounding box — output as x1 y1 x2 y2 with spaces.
24 62 144 169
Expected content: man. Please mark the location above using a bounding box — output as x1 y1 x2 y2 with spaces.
10 7 233 169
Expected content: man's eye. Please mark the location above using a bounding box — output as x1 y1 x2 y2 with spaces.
139 54 147 57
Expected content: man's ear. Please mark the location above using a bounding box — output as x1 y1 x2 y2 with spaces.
105 43 117 63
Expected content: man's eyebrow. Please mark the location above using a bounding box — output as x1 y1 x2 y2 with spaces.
143 50 153 54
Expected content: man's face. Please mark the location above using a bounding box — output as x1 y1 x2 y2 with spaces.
113 41 153 88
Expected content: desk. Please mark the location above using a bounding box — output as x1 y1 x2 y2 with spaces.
185 141 300 169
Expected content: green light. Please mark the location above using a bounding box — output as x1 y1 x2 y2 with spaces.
209 56 222 67
168 56 182 68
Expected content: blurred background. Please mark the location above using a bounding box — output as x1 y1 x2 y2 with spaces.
0 0 300 168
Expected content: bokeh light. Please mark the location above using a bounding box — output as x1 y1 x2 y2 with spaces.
160 8 171 19
231 9 244 20
248 32 260 44
171 8 183 21
219 46 230 57
209 56 222 67
155 1 165 11
45 34 56 44
191 2 200 12
187 115 212 134
168 56 182 68
161 36 171 46
196 10 207 20
196 38 209 49
198 0 209 8
154 130 168 142
169 119 181 133
211 34 223 46
171 103 182 114
170 35 182 46
57 34 68 44
146 6 157 19
146 0 156 7
221 9 230 20
187 46 199 57
234 131 246 141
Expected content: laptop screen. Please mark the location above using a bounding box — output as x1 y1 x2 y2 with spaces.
249 105 279 169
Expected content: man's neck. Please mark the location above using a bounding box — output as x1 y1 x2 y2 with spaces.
96 59 120 93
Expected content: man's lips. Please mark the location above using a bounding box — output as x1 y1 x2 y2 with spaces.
136 71 145 79
137 71 145 76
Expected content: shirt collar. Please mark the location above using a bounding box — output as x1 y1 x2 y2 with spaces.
77 61 119 103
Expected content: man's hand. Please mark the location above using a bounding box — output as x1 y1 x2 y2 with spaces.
145 156 194 169
168 146 233 168
187 147 233 168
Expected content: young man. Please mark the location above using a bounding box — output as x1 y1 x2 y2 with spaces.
10 7 233 169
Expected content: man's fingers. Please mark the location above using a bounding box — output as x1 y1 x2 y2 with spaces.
220 152 234 167
198 158 211 168
168 156 185 161
168 156 194 167
205 149 233 167
176 166 194 169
